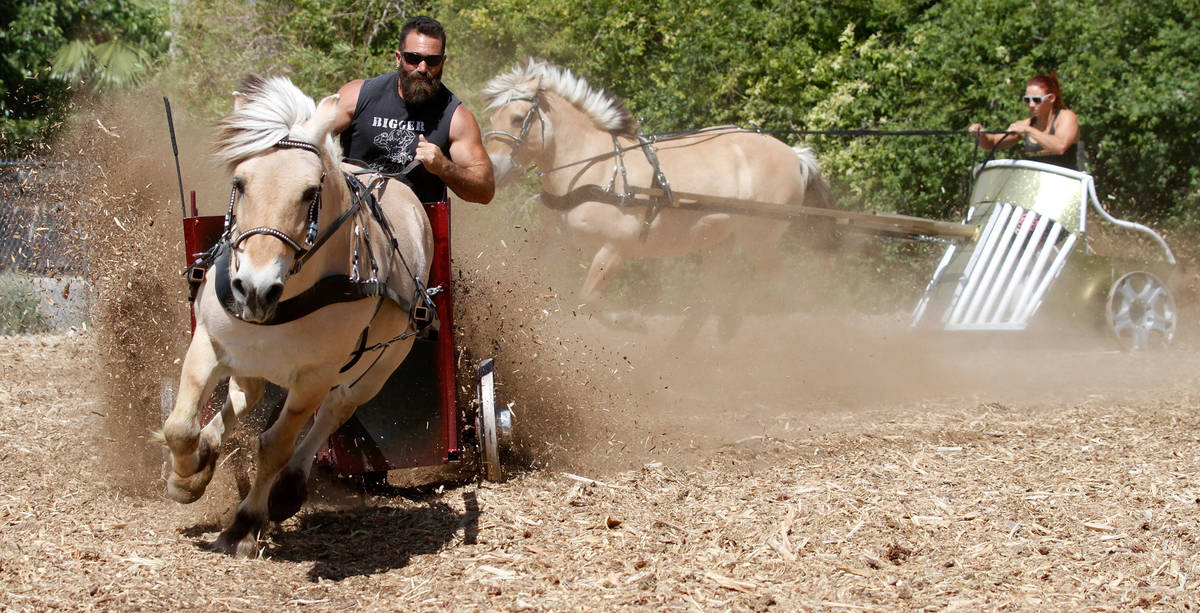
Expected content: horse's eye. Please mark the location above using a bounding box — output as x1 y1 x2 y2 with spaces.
510 115 523 127
233 177 245 193
301 186 319 202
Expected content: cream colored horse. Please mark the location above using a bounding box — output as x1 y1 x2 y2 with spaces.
482 59 834 337
157 76 432 556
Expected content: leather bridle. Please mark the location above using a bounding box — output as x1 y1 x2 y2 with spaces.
481 96 542 178
223 138 338 275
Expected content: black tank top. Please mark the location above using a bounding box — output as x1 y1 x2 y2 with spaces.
340 71 461 202
1023 111 1079 170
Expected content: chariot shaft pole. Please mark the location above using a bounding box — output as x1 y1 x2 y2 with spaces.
164 96 187 218
628 186 979 242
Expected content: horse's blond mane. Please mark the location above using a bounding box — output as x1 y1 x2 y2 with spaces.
213 75 332 169
482 58 637 136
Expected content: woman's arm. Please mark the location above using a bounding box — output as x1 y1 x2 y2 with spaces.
1016 109 1080 155
970 120 1025 151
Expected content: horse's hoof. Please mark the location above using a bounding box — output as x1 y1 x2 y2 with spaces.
165 461 215 503
212 533 259 558
213 510 261 557
164 438 218 503
267 468 308 522
166 475 206 503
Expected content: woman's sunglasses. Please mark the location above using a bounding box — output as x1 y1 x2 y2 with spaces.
401 51 445 67
1022 94 1052 105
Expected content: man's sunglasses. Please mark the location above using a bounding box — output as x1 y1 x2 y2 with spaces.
401 51 445 67
1022 94 1052 105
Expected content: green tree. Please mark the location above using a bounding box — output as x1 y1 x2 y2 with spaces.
163 0 434 118
52 37 151 91
0 0 167 156
8 0 1197 242
445 0 1200 231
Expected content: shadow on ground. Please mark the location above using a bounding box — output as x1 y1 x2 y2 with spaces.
264 489 479 581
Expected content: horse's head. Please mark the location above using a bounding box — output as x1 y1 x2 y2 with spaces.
214 76 343 323
482 84 548 186
482 59 639 187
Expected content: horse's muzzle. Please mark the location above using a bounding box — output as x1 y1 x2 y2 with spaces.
488 153 520 187
231 278 282 323
229 260 287 323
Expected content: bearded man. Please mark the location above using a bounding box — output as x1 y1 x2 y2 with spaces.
333 16 494 204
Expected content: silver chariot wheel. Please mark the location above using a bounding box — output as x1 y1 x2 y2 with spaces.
1106 271 1176 351
475 359 513 481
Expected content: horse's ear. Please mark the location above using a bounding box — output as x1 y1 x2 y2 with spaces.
304 93 341 141
232 91 250 111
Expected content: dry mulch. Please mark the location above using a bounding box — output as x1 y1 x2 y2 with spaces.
2 333 1199 611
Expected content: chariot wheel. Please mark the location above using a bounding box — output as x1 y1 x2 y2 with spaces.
474 358 512 482
1106 271 1176 351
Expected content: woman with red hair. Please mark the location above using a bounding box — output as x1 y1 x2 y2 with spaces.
969 73 1081 170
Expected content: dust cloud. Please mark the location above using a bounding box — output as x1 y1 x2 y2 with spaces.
449 183 1200 476
33 89 226 495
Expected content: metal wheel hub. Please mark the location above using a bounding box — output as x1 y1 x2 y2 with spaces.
474 359 511 482
1106 271 1175 351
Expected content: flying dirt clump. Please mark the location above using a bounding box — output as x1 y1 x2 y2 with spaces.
451 199 644 474
43 91 218 494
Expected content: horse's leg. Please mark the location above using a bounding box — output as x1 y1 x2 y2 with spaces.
266 385 357 521
269 341 412 521
579 243 624 304
671 215 738 345
213 378 329 557
198 376 264 451
671 237 734 346
160 326 228 504
579 243 654 331
203 376 264 499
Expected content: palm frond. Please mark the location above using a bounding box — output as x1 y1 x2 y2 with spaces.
51 40 94 81
92 38 148 88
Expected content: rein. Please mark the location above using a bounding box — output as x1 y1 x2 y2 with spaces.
488 91 1013 240
533 126 1009 177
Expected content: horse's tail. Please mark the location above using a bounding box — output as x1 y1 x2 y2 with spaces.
790 146 841 251
791 146 836 210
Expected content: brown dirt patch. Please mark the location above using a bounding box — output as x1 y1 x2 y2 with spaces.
3 331 1199 610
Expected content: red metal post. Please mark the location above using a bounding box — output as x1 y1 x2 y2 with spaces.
423 200 460 460
181 213 224 332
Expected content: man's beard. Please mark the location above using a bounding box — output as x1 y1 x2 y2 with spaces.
400 69 441 105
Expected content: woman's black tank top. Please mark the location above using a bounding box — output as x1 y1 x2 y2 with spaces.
1023 111 1079 170
340 71 461 202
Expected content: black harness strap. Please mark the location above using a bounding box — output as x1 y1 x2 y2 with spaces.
540 184 627 210
339 327 371 374
192 169 439 335
635 136 674 240
209 242 430 326
536 138 674 241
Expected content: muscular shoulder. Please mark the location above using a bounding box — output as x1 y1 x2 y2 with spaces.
337 79 365 100
333 79 365 135
449 104 482 139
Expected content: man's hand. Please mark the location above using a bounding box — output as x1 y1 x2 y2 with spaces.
414 135 449 176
